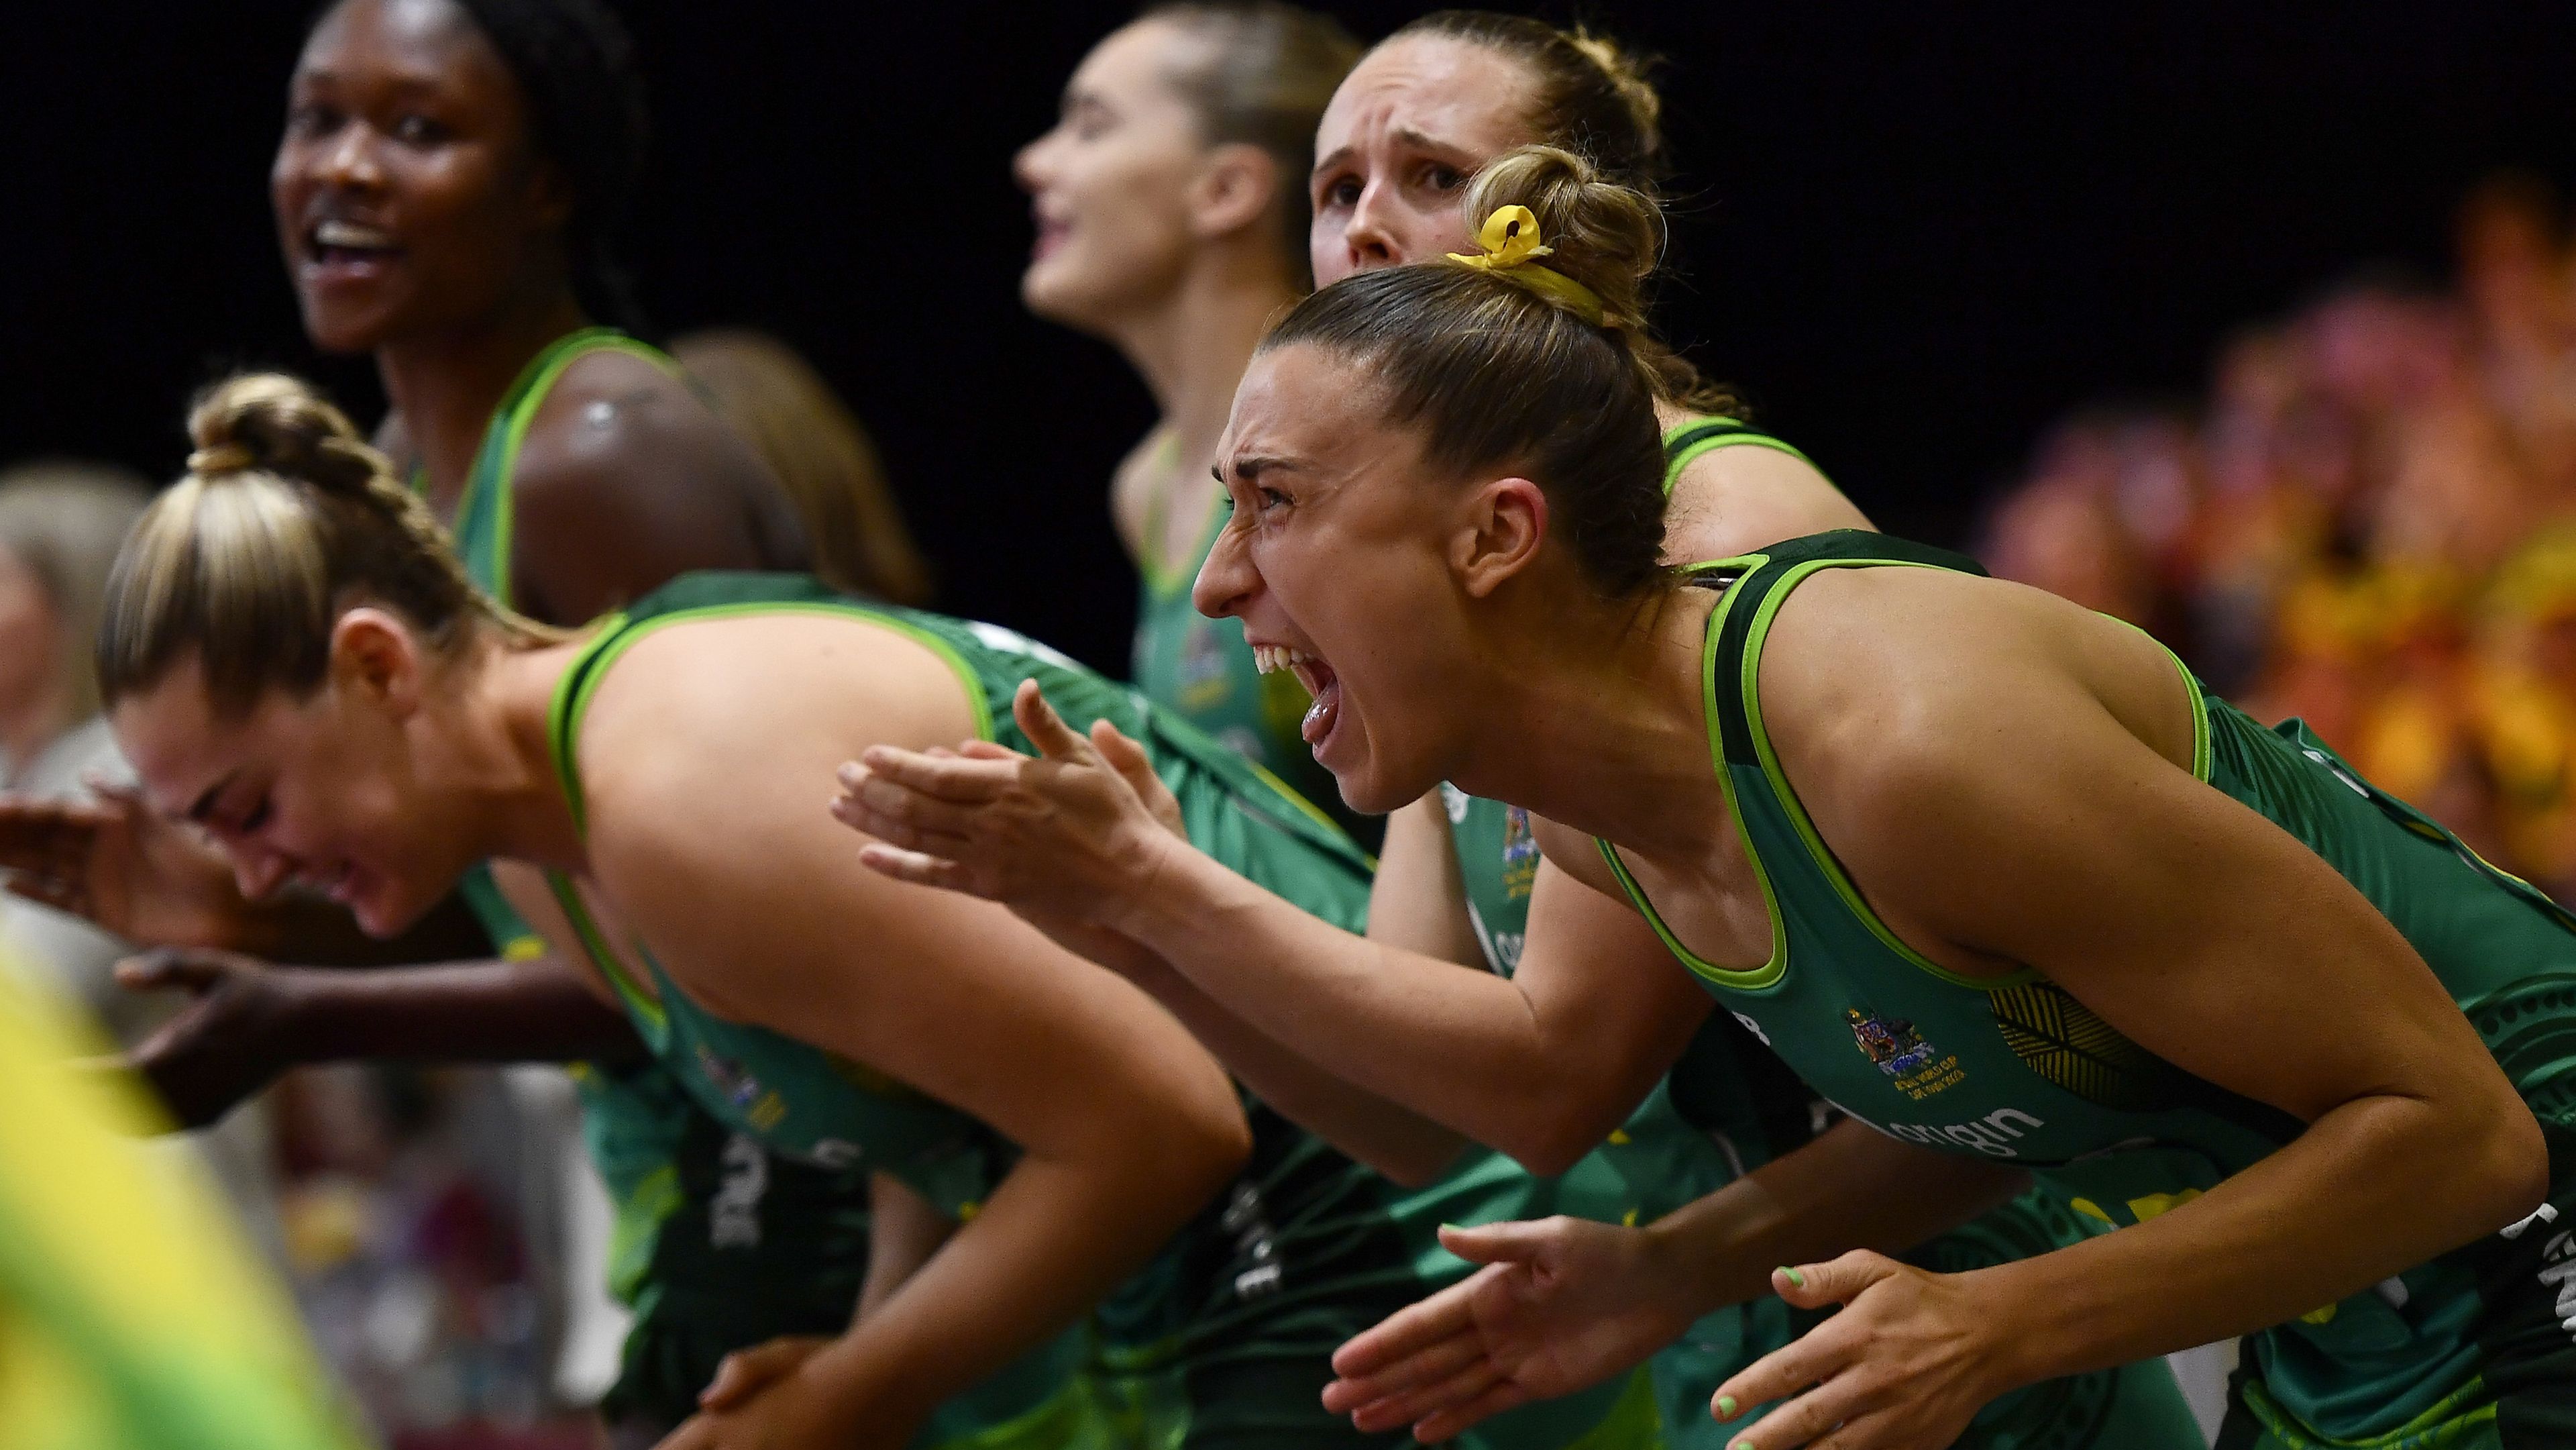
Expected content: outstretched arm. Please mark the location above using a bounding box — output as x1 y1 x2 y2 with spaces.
590 645 1248 1449
1697 571 2551 1449
841 681 1709 1174
115 947 645 1129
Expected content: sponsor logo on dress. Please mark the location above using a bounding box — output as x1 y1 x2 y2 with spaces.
1500 805 1539 902
696 1044 788 1131
1878 1108 2047 1158
1177 618 1233 711
1847 1008 1966 1099
712 1133 768 1249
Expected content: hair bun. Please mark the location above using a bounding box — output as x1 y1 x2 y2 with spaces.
184 373 383 495
1565 30 1663 148
1459 145 1663 332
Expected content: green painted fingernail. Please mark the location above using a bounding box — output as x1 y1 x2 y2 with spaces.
1732 1441 1754 1450
1715 1395 1737 1417
1777 1265 1805 1287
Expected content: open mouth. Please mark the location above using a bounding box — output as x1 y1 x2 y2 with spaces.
305 218 401 276
1030 217 1070 262
1252 643 1342 754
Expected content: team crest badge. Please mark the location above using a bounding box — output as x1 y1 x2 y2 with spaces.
1500 805 1539 901
698 1044 789 1130
1846 1008 1965 1100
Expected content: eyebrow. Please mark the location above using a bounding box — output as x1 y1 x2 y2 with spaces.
1225 455 1303 483
185 770 239 827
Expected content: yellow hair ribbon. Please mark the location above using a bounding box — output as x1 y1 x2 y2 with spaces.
1445 204 1608 327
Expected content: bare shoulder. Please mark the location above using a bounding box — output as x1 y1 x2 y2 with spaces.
513 346 739 497
571 611 980 841
1530 811 1633 902
1662 440 1872 562
1753 567 2196 843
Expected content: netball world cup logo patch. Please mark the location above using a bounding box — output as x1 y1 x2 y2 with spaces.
1847 1007 1966 1100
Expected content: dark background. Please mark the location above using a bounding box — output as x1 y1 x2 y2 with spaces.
5 1 2574 674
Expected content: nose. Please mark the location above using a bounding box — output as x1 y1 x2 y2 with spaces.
1012 132 1053 196
1339 180 1401 273
1191 509 1259 623
316 119 384 194
227 842 289 902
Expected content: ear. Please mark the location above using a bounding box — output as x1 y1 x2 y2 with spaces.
525 157 576 234
1189 142 1279 243
1451 478 1549 599
329 607 426 719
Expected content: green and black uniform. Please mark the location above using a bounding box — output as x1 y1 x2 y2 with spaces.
1600 530 2576 1448
432 327 871 1429
1439 424 2200 1450
1132 476 1377 847
541 571 1457 1447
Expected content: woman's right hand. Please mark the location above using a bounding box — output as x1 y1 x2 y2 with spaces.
114 948 299 1128
1322 1216 1701 1443
832 680 1183 933
0 778 252 949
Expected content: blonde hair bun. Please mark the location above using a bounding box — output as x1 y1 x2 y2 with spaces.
1460 145 1663 333
185 373 386 496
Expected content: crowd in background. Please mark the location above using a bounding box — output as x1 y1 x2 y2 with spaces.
1983 172 2576 898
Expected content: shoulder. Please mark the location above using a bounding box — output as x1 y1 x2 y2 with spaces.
512 346 753 507
1662 434 1872 562
574 610 981 815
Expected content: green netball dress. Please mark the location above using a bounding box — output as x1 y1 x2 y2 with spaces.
541 571 1462 1447
1600 530 2576 1449
1132 481 1377 847
1430 421 2200 1450
431 327 871 1429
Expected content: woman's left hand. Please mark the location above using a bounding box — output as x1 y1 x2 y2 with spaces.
1709 1252 2013 1450
654 1344 907 1450
831 679 1186 933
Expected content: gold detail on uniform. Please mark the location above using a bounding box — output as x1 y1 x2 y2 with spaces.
749 1093 787 1132
1607 1129 1631 1145
1990 980 2178 1110
958 1201 981 1222
2069 1198 2116 1227
2125 1189 2204 1222
2300 1302 2339 1326
1621 1208 1640 1227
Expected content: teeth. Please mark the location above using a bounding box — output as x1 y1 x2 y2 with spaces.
1252 644 1316 676
315 219 393 248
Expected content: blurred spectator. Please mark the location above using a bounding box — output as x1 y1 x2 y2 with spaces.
1983 171 2576 896
672 328 936 605
0 462 150 1025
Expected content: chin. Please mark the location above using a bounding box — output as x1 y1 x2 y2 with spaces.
300 304 388 357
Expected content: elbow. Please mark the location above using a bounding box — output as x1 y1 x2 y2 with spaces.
1370 1137 1474 1192
1169 1092 1254 1204
2464 1097 2552 1235
1500 1118 1611 1180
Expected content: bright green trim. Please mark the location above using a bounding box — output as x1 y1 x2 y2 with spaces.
464 328 674 610
545 870 665 1039
1594 558 1788 991
2235 1368 2493 1447
545 601 998 838
1738 558 2041 992
2123 621 2212 784
1662 431 1816 497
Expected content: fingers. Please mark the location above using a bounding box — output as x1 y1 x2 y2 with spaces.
841 747 1012 807
652 1413 716 1450
853 842 986 896
1772 1250 1898 1310
1091 719 1155 788
1721 1380 1888 1450
1322 1320 1491 1414
1434 1216 1566 1268
830 766 996 851
113 949 233 996
6 874 90 917
1711 1310 1866 1441
697 1335 827 1410
1342 1346 1506 1434
1012 679 1093 762
1407 1376 1539 1444
1330 1265 1491 1381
